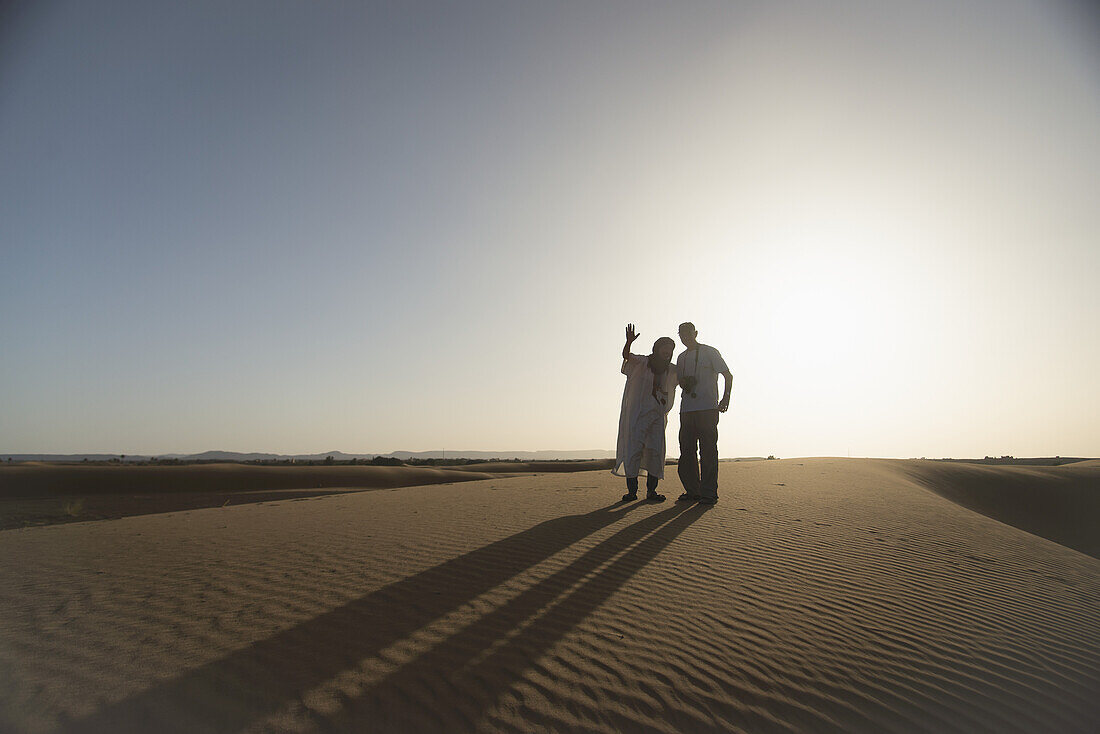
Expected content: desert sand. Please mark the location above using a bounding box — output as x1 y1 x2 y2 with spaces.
0 463 596 530
0 461 617 530
1 458 1098 732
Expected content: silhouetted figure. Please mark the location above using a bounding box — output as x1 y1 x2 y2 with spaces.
676 322 732 505
614 324 677 502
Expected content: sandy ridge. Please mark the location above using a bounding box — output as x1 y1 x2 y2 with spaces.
0 463 522 498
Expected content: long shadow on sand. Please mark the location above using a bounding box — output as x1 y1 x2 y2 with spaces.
69 498 670 733
328 501 707 732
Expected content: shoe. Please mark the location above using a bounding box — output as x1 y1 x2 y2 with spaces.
645 492 666 502
697 497 718 505
622 491 638 502
677 493 699 503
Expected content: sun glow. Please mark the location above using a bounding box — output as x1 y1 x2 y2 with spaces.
698 212 931 454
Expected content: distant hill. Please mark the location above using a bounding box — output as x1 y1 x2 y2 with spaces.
1 449 617 463
387 450 616 460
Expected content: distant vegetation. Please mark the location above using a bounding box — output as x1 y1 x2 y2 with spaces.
930 456 1088 467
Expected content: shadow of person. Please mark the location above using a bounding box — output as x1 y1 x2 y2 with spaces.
69 498 649 733
326 502 707 732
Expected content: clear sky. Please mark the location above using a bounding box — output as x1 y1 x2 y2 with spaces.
2 0 1098 458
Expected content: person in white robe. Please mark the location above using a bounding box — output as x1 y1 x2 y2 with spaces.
613 323 678 502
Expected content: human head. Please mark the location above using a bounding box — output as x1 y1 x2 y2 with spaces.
651 336 675 365
678 322 698 348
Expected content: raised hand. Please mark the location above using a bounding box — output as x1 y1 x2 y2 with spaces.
626 323 640 343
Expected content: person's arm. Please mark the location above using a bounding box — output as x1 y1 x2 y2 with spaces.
675 352 692 389
718 370 733 412
678 365 692 390
666 366 679 413
623 323 640 360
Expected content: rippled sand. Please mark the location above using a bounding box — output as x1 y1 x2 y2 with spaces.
1 458 1098 732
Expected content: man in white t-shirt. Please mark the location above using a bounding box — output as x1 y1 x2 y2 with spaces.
675 322 731 505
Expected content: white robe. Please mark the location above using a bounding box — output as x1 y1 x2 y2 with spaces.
613 354 678 478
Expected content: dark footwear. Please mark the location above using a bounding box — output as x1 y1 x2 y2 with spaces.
622 492 638 502
677 493 699 503
645 492 666 502
697 497 718 505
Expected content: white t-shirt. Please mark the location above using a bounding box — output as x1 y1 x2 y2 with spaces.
676 343 729 413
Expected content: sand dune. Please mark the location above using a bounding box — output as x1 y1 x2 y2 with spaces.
1 458 1098 732
455 460 615 473
0 463 520 498
0 463 520 530
0 462 623 530
897 459 1100 559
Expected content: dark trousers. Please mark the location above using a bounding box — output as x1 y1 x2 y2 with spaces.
678 409 719 498
626 475 659 494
